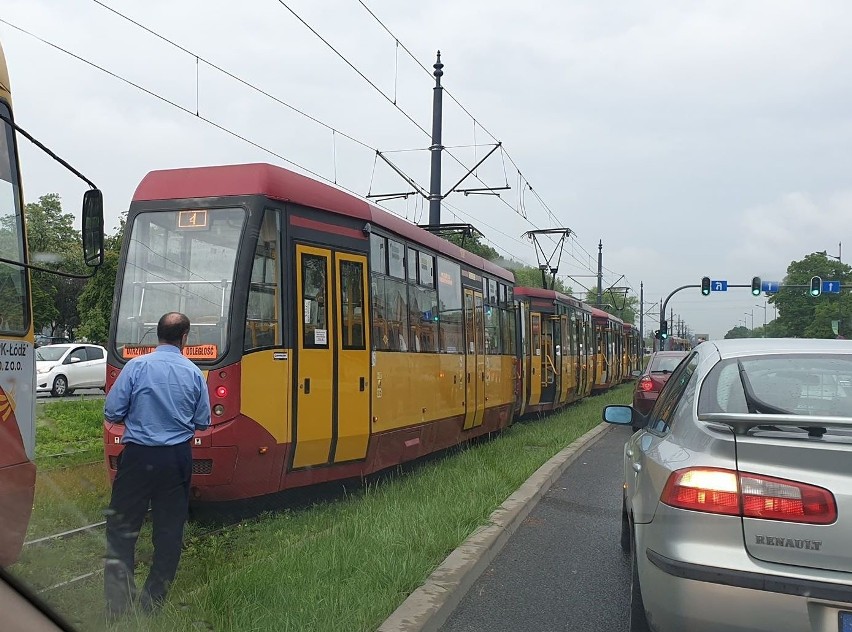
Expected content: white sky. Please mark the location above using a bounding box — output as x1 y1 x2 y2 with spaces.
3 0 852 340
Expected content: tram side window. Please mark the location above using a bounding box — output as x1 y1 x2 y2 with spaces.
483 304 501 354
407 248 418 283
370 234 387 275
436 258 462 354
383 277 409 351
419 252 434 288
409 284 438 352
340 260 365 349
501 305 516 355
388 239 405 279
302 254 328 348
245 209 282 351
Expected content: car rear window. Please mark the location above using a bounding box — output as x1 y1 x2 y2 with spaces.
649 355 686 373
698 354 852 417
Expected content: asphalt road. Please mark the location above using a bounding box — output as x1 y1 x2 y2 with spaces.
441 425 634 632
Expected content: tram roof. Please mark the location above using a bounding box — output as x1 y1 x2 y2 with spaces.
513 286 591 311
133 162 514 283
590 306 624 324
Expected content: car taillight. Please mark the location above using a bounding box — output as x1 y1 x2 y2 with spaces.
660 468 837 525
639 376 654 392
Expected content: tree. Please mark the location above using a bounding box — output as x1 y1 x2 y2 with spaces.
724 325 752 339
77 215 125 344
771 251 852 338
24 194 85 335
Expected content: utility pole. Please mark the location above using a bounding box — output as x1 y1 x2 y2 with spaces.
596 240 603 307
428 51 444 226
639 282 644 350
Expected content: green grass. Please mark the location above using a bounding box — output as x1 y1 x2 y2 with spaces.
36 400 105 469
13 385 631 631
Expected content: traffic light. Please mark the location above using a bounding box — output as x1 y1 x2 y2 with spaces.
751 277 761 296
701 276 711 296
810 276 822 297
660 320 668 340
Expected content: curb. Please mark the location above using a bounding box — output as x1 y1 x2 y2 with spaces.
376 422 613 632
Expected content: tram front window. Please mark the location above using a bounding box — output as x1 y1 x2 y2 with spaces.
115 208 246 359
0 102 27 334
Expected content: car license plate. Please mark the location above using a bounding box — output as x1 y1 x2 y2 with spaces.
840 612 852 632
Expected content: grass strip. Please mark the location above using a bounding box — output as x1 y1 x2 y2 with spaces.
15 385 631 631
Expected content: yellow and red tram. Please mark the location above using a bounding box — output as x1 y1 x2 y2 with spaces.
513 287 594 416
590 307 624 391
622 323 642 380
104 163 518 501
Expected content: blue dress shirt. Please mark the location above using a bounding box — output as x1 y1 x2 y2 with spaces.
104 345 211 446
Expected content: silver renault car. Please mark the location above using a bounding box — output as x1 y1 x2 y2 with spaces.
604 338 852 632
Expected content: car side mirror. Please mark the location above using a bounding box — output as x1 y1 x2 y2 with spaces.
602 404 645 428
631 370 641 378
82 189 105 267
66 356 82 364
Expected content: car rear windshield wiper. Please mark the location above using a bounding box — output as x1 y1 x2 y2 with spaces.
736 360 794 416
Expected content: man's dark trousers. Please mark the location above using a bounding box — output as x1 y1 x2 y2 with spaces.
104 441 192 615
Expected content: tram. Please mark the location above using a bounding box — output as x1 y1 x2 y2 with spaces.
622 323 642 380
590 307 624 391
0 40 103 566
104 163 518 501
513 286 594 416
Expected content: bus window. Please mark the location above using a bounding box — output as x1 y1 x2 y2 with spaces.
0 101 26 334
244 209 281 351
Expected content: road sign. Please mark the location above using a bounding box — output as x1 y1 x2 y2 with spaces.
711 280 728 292
761 281 780 293
822 280 841 294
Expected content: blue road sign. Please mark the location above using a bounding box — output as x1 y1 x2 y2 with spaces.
711 280 728 292
822 280 841 294
761 281 780 293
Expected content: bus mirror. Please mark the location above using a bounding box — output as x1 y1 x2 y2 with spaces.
82 189 105 267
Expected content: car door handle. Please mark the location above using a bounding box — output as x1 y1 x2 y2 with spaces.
632 462 642 473
626 448 634 457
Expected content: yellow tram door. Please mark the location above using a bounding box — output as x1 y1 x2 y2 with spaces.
559 314 571 402
293 246 371 468
528 313 542 406
463 288 486 430
333 253 370 463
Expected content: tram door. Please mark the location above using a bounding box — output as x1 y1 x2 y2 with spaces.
463 288 485 430
293 245 371 469
528 313 542 406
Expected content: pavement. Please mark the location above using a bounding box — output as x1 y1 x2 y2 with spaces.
377 422 632 632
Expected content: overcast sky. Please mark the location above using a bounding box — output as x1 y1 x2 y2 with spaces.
4 0 852 339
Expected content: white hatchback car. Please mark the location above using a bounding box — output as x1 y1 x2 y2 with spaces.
35 344 107 397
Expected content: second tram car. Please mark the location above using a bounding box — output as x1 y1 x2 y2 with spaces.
104 162 634 503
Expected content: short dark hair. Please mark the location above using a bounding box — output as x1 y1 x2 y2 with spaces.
157 312 190 345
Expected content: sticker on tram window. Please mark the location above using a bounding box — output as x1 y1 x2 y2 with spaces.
178 210 209 229
122 344 218 360
183 345 218 360
314 329 328 345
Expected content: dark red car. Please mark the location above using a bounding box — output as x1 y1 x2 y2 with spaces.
632 350 689 417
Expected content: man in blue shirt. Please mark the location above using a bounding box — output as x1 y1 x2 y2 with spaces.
103 312 210 617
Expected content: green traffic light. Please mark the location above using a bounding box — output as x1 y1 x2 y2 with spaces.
751 276 761 296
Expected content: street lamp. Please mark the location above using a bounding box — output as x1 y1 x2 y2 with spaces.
822 242 843 338
744 310 753 331
754 302 767 336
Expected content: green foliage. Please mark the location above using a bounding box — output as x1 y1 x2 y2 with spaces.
25 194 86 335
77 215 125 343
440 230 500 261
724 325 752 339
771 251 852 339
511 265 571 294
